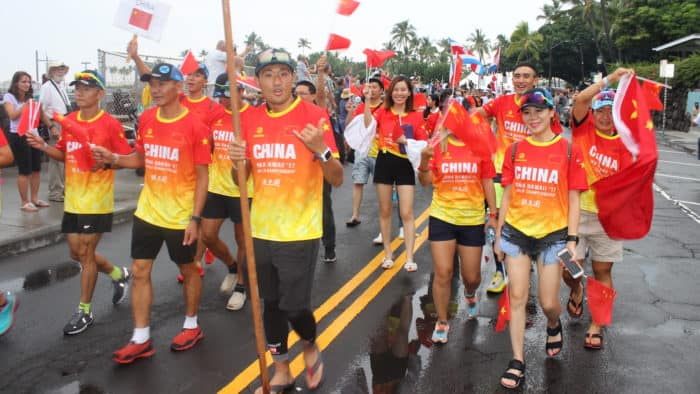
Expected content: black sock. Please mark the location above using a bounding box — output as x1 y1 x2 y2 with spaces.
234 284 246 293
228 262 238 274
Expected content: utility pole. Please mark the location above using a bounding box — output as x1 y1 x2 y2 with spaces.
81 61 91 70
35 51 49 83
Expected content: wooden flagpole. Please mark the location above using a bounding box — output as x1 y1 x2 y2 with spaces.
221 1 270 393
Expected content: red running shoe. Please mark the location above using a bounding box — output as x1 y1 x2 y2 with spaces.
176 263 205 283
112 340 155 364
204 249 215 264
171 327 204 351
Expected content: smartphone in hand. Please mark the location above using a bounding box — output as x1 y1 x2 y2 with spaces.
557 248 584 279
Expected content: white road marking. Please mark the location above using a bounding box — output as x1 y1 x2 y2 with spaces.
657 149 688 154
654 183 700 225
656 173 700 182
658 160 700 167
678 200 700 206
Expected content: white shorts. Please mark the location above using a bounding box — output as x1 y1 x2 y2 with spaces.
575 210 623 263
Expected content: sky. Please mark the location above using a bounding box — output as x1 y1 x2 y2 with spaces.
1 0 545 83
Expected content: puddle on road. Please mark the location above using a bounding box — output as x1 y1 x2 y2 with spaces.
0 261 81 293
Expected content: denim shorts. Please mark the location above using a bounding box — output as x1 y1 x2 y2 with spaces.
351 155 376 184
498 230 566 265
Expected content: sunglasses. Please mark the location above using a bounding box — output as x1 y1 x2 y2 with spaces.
74 72 105 89
596 90 615 102
257 49 292 64
523 91 554 107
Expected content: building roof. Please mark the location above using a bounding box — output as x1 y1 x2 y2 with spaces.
652 34 700 53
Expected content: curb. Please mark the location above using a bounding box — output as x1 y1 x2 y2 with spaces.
657 132 698 156
0 205 136 257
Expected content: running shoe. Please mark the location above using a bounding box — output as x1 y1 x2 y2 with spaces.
466 295 479 319
323 249 337 263
171 327 204 351
0 292 19 336
226 288 247 311
219 273 238 294
487 271 507 294
112 267 131 305
431 321 450 344
112 340 155 364
63 309 94 335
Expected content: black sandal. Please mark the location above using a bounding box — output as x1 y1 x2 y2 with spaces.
545 319 563 356
566 285 584 318
500 359 526 389
584 332 603 350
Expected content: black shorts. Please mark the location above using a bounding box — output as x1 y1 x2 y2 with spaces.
7 132 42 175
373 151 415 186
201 192 251 223
254 238 319 311
61 212 113 234
130 216 196 264
428 216 485 247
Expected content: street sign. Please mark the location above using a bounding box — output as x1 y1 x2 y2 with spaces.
659 60 675 78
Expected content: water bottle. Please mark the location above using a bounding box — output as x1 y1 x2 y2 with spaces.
486 227 496 243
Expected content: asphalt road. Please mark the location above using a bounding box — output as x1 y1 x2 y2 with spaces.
0 136 698 394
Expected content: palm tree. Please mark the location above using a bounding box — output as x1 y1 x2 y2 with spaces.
179 50 189 58
506 21 544 63
297 38 311 56
537 0 563 25
494 34 509 51
417 37 437 64
390 20 417 59
436 38 452 63
244 31 267 52
199 50 208 62
468 28 491 64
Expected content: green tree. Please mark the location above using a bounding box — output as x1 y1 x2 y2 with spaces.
436 38 452 63
468 28 491 64
506 22 544 63
244 32 269 65
390 20 417 60
417 37 438 64
297 38 311 56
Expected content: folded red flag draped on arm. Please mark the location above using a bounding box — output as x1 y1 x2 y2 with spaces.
180 50 199 75
641 80 664 111
17 99 41 136
53 113 96 172
326 34 351 51
337 0 360 16
363 49 396 68
495 286 510 332
594 74 658 239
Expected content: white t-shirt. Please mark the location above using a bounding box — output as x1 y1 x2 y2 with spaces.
207 50 227 81
39 80 69 116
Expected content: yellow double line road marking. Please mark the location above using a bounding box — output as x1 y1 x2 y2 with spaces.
219 208 430 393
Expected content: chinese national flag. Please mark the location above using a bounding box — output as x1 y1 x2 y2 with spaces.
495 286 510 332
594 75 658 239
641 80 664 111
128 8 153 30
586 277 617 326
450 56 463 88
53 113 95 172
326 34 351 51
180 50 199 75
350 84 362 97
337 0 360 16
381 75 391 90
437 100 493 160
363 49 396 68
17 100 41 136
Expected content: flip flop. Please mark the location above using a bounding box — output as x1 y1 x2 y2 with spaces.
32 200 50 208
403 261 418 272
567 284 584 318
345 218 361 227
305 349 324 391
584 332 603 350
21 202 38 212
381 258 394 269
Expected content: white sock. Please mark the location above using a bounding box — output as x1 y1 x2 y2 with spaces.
131 327 150 344
184 315 198 329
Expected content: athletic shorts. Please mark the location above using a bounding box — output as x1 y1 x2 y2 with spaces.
428 216 485 247
575 210 623 262
254 238 319 311
7 132 42 175
130 216 196 264
201 192 251 223
498 224 566 265
61 212 113 234
352 155 376 184
373 151 415 186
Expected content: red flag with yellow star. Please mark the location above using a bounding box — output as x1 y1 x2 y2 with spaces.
586 277 617 326
594 74 658 239
495 286 510 332
53 113 96 172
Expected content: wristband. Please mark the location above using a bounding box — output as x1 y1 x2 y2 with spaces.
191 215 202 224
565 235 579 244
488 212 498 219
112 153 120 165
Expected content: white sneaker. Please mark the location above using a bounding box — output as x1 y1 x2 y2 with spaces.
373 233 383 245
219 273 237 294
226 290 246 310
398 227 404 239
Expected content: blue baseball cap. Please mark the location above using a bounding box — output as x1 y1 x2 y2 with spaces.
194 62 209 79
592 89 615 110
520 87 555 110
140 63 183 82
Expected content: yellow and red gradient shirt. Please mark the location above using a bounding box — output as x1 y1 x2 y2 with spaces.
572 112 631 213
54 111 132 214
209 104 254 198
428 138 496 226
352 101 382 157
501 136 588 238
134 107 212 230
482 94 529 173
242 97 338 241
373 107 427 158
179 93 225 128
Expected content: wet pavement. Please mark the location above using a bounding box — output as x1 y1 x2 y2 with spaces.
0 134 699 393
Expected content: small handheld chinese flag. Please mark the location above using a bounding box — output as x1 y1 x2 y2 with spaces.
180 50 199 75
17 100 41 136
495 286 510 332
641 80 664 111
326 34 351 51
337 0 360 16
363 49 396 68
586 277 617 326
53 113 95 172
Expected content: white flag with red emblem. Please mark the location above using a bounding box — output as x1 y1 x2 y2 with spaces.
114 0 171 42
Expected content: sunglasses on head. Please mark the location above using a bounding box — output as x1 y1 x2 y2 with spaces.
257 49 292 64
524 91 553 107
596 90 615 102
74 72 105 89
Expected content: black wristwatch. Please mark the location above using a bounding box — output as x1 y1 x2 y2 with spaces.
316 147 332 163
565 235 579 244
191 215 202 224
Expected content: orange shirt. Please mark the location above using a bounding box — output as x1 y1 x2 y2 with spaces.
209 104 254 197
425 110 440 137
352 101 382 157
572 113 631 213
428 137 496 225
134 107 212 229
242 98 338 241
55 111 132 214
482 94 529 173
180 93 225 128
374 108 427 158
501 136 588 238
